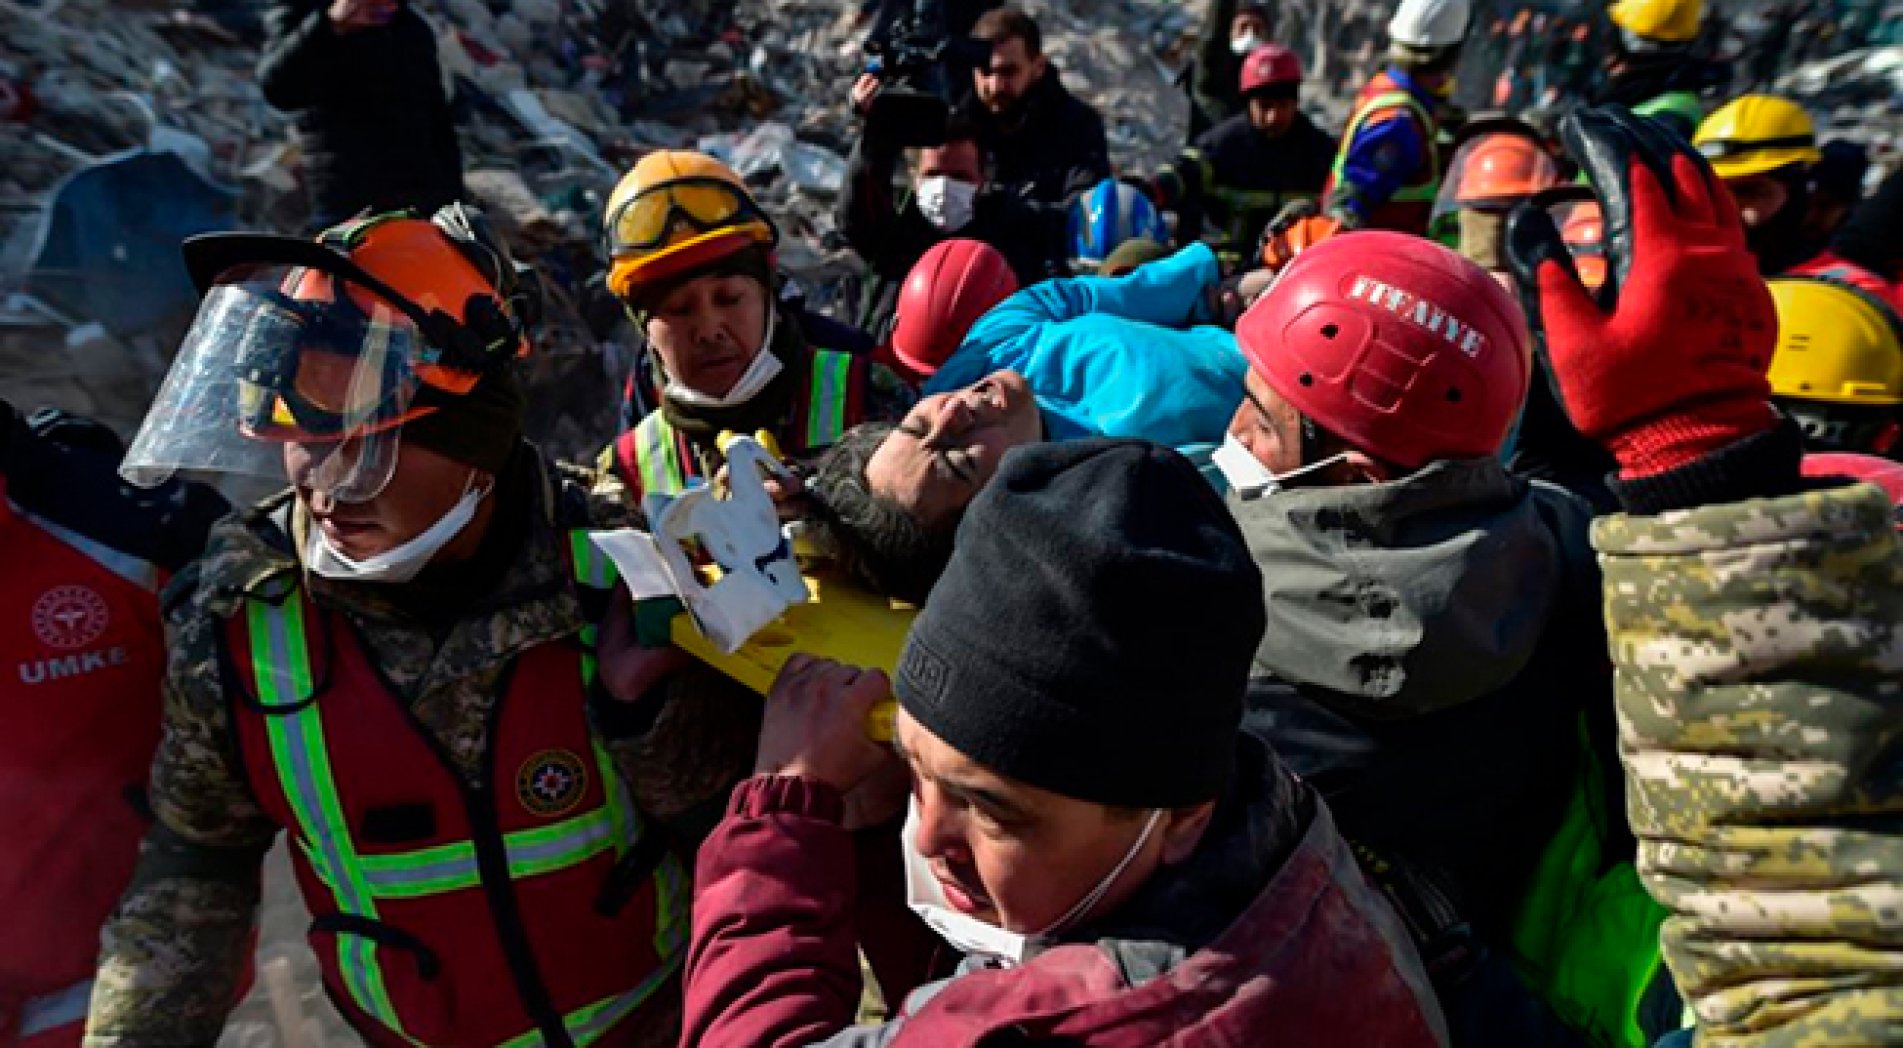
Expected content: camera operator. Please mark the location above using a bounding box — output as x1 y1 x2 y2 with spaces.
838 109 1066 343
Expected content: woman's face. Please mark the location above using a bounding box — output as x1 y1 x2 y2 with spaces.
645 273 770 398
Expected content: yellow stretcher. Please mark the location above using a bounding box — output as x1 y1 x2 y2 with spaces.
670 570 912 741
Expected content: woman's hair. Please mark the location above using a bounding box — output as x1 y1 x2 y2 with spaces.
805 422 958 606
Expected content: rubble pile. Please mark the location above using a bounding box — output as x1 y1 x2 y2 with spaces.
0 0 1213 457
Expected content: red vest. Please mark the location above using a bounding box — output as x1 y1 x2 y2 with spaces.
1322 72 1442 236
225 556 687 1047
0 481 165 1028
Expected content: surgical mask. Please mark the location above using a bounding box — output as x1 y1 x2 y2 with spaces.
306 472 489 584
899 797 1165 968
916 175 978 233
1230 33 1263 56
1212 432 1349 500
664 307 784 409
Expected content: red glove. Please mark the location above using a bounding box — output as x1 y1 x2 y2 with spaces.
1505 107 1777 478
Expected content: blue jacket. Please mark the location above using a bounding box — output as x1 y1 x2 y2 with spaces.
925 242 1247 460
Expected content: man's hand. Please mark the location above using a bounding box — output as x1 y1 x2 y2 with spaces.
595 582 692 704
1504 106 1776 478
1257 211 1341 273
756 654 898 794
851 73 883 115
328 0 396 32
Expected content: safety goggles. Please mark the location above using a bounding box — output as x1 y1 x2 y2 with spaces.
604 178 778 258
1696 134 1816 161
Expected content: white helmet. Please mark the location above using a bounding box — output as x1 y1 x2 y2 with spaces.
1388 0 1471 50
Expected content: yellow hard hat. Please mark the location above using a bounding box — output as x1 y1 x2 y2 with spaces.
1766 278 1903 405
1607 0 1702 44
603 151 778 300
1693 95 1823 181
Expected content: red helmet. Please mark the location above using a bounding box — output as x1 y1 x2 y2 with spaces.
1240 45 1304 95
1235 231 1532 470
1803 453 1903 528
891 239 1019 381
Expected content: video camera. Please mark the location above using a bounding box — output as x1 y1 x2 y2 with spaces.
861 0 990 149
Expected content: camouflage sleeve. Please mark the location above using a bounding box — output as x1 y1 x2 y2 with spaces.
1592 484 1903 1046
598 666 764 844
87 570 278 1046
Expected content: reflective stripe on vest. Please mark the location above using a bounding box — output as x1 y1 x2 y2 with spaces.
18 977 94 1039
245 532 683 1045
633 412 692 502
632 350 857 499
805 350 853 449
1332 91 1441 205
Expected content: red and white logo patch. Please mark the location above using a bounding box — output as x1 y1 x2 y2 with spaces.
31 585 109 650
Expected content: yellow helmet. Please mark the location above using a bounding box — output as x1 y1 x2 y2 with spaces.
1607 0 1702 44
603 151 778 300
1693 95 1823 181
1766 278 1903 405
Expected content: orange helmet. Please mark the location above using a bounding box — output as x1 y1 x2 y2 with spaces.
1452 132 1560 208
604 151 778 299
1559 201 1607 291
125 208 529 501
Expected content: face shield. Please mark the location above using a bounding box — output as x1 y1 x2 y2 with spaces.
123 262 435 502
1429 125 1560 248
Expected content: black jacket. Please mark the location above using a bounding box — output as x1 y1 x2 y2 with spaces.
837 137 1066 342
1232 459 1608 940
258 0 464 225
1173 110 1336 252
955 68 1110 206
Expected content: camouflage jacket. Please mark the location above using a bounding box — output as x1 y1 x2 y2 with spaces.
86 450 761 1048
1595 483 1903 1047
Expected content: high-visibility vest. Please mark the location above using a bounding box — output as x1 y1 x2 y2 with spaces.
612 349 862 501
1324 81 1442 235
0 477 168 1042
226 532 688 1048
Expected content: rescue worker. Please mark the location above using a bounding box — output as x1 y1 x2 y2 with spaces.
1217 231 1616 1044
1765 276 1903 457
682 439 1448 1047
883 239 1019 385
0 403 227 1048
1428 118 1561 274
88 209 708 1047
809 242 1251 603
1591 0 1716 138
1152 44 1337 265
954 8 1111 206
1692 94 1826 275
1190 0 1275 132
1505 102 1903 1046
1320 0 1470 235
1065 180 1169 274
598 151 910 506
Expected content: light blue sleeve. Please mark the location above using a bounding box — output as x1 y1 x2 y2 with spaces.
926 243 1223 395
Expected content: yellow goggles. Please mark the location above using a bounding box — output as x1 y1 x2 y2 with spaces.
605 178 777 257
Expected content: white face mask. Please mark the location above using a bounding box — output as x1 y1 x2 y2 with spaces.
306 472 490 584
916 175 979 233
1230 33 1264 56
1212 432 1349 500
663 305 784 409
900 797 1164 968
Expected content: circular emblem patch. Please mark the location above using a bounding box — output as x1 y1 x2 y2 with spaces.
32 585 109 650
516 749 587 818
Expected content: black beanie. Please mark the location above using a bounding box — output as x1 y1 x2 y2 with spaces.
402 367 525 475
895 439 1266 809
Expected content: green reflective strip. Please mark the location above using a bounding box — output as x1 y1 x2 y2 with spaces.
252 600 411 1040
495 950 685 1048
246 598 314 706
358 842 481 898
506 809 617 878
568 532 616 589
652 852 691 958
594 741 635 861
1331 91 1441 204
806 352 851 447
635 414 687 498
